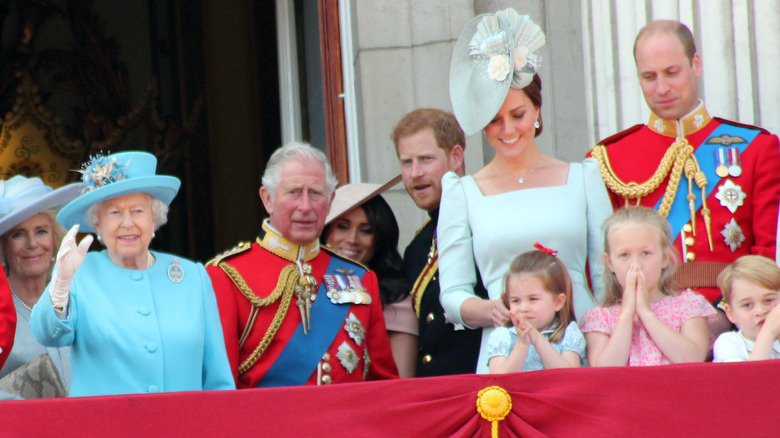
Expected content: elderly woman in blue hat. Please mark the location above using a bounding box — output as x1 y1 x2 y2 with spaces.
30 151 234 396
0 176 81 399
438 9 613 373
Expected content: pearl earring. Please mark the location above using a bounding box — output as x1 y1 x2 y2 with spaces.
534 120 540 129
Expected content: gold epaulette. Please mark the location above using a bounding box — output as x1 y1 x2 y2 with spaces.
206 241 252 267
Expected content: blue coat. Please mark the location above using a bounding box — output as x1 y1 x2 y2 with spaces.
30 250 235 396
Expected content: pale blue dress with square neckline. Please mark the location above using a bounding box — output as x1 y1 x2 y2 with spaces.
437 158 612 373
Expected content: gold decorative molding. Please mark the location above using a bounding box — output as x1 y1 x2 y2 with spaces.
0 73 82 187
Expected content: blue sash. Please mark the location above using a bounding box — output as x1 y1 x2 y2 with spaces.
656 123 759 237
257 256 365 387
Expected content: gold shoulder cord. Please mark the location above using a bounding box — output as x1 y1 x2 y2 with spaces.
591 139 692 217
219 262 300 375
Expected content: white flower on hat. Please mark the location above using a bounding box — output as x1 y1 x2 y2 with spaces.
487 55 511 82
514 45 529 71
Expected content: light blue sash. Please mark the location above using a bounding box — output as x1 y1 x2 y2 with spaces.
656 123 759 236
257 257 365 387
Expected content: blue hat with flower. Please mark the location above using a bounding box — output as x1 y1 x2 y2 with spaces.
0 176 84 236
449 9 546 136
57 151 181 231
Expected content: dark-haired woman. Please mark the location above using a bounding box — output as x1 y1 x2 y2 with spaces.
439 9 613 373
323 180 418 377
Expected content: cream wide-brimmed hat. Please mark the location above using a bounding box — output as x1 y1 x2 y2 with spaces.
57 151 181 231
0 176 84 236
325 175 402 225
449 8 546 136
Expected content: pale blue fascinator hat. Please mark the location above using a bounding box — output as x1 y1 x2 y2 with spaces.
57 151 180 231
0 176 84 235
449 9 546 136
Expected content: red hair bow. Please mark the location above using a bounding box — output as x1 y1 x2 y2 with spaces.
534 242 558 256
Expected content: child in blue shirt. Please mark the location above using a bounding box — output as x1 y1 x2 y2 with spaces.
487 244 585 373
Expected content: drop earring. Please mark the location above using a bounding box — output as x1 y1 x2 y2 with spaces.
534 120 540 129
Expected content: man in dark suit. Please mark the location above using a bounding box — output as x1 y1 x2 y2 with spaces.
392 109 488 376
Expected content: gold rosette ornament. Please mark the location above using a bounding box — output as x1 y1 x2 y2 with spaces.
477 386 512 438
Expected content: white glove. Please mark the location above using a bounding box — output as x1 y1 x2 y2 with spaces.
50 225 93 315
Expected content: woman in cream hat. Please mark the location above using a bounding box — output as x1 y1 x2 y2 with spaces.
0 176 82 399
439 9 613 373
30 151 235 396
322 176 418 378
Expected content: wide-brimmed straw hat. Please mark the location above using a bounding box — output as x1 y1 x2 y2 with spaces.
57 151 181 231
325 175 402 225
449 8 546 136
0 176 84 236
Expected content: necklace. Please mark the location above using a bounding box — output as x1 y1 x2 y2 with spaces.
10 285 33 312
146 251 155 269
517 158 542 184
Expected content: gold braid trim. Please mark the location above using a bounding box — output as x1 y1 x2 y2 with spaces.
219 262 301 375
656 139 693 217
220 261 297 307
591 139 693 217
411 258 438 317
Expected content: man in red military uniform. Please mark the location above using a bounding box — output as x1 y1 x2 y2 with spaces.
0 267 16 369
589 20 780 314
207 142 398 388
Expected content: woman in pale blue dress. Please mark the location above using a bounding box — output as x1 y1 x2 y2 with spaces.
440 9 612 373
0 176 82 399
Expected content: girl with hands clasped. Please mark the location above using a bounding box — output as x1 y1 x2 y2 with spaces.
580 207 715 366
487 245 585 373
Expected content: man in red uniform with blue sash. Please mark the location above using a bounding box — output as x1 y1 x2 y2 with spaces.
207 143 398 387
589 20 780 329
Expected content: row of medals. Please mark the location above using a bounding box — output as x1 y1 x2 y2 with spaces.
713 147 746 252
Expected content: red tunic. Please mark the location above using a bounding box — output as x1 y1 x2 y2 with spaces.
207 229 398 388
0 267 16 369
589 105 780 302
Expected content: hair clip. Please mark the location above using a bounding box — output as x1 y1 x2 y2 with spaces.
533 242 558 256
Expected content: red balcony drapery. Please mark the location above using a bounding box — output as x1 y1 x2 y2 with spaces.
1 361 776 437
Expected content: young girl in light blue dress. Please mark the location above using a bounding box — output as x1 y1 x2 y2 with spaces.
487 244 585 373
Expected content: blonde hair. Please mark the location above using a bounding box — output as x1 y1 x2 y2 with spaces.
0 209 65 279
500 248 574 343
601 207 679 306
717 255 780 305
